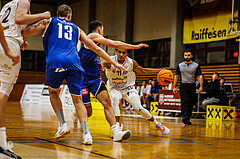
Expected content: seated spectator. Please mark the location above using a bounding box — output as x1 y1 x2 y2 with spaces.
219 77 228 105
140 80 148 108
146 78 153 93
135 83 141 95
147 80 161 110
194 74 208 109
199 72 220 110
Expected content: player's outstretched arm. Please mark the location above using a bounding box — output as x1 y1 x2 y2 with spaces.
15 0 50 25
101 60 111 69
0 23 20 66
132 59 162 74
80 29 126 73
89 33 149 50
22 19 49 38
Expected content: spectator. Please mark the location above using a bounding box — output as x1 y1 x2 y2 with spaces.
135 83 141 95
147 80 161 110
140 80 148 108
146 78 153 94
200 72 220 110
219 77 228 105
194 74 208 109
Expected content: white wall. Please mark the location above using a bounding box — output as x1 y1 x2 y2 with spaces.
26 4 56 51
70 0 89 33
134 0 173 42
96 0 127 41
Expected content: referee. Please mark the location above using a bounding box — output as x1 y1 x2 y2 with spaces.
173 49 203 125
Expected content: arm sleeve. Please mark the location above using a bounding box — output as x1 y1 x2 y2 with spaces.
175 65 180 75
196 65 202 76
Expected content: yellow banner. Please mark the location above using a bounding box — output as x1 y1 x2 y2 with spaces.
183 0 239 44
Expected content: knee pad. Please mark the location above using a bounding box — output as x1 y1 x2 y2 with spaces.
0 81 14 97
128 94 152 120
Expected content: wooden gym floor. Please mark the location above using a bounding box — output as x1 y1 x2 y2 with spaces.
2 101 240 159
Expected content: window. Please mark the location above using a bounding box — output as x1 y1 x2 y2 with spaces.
186 38 239 65
134 38 171 68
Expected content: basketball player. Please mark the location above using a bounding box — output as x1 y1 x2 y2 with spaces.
102 49 170 136
22 5 130 144
0 0 50 158
75 20 148 140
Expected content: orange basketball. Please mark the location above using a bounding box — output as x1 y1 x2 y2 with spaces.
157 69 173 86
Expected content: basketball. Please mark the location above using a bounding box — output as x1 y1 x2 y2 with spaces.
157 69 173 86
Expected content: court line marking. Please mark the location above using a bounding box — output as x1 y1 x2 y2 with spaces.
34 137 116 159
121 114 178 119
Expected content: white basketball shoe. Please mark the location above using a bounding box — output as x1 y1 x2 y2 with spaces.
113 130 131 142
82 133 93 145
55 123 70 139
156 123 170 135
111 123 123 139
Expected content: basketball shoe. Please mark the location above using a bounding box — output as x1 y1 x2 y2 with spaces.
113 130 131 142
0 141 21 159
156 123 170 135
111 123 123 139
82 133 93 145
55 123 70 138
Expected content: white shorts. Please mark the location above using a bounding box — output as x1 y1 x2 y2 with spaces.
0 37 21 84
109 86 138 102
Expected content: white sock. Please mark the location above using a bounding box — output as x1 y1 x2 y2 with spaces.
153 120 159 126
111 124 119 134
0 127 8 150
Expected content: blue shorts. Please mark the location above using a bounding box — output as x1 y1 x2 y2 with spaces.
81 74 105 104
45 69 82 95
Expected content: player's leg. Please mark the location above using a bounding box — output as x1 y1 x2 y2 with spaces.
66 70 92 145
108 88 122 123
0 39 21 158
90 79 130 142
125 87 170 135
0 82 19 156
81 76 93 118
45 69 70 138
107 88 123 139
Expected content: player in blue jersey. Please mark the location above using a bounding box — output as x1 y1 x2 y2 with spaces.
22 5 130 144
76 20 148 136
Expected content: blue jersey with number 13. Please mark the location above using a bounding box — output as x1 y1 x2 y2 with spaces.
43 17 83 71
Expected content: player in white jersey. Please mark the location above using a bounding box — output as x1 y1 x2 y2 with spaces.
0 0 50 158
102 49 170 136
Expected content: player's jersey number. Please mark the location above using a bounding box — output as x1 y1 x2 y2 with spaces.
57 23 72 40
1 7 11 23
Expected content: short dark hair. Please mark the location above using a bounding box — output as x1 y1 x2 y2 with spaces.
89 20 103 33
115 49 129 53
57 4 72 17
184 49 192 54
149 78 153 81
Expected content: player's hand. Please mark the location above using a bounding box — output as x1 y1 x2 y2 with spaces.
5 50 20 66
100 63 104 71
198 87 203 93
114 63 126 73
136 43 149 49
42 11 51 19
20 41 29 51
173 88 178 94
